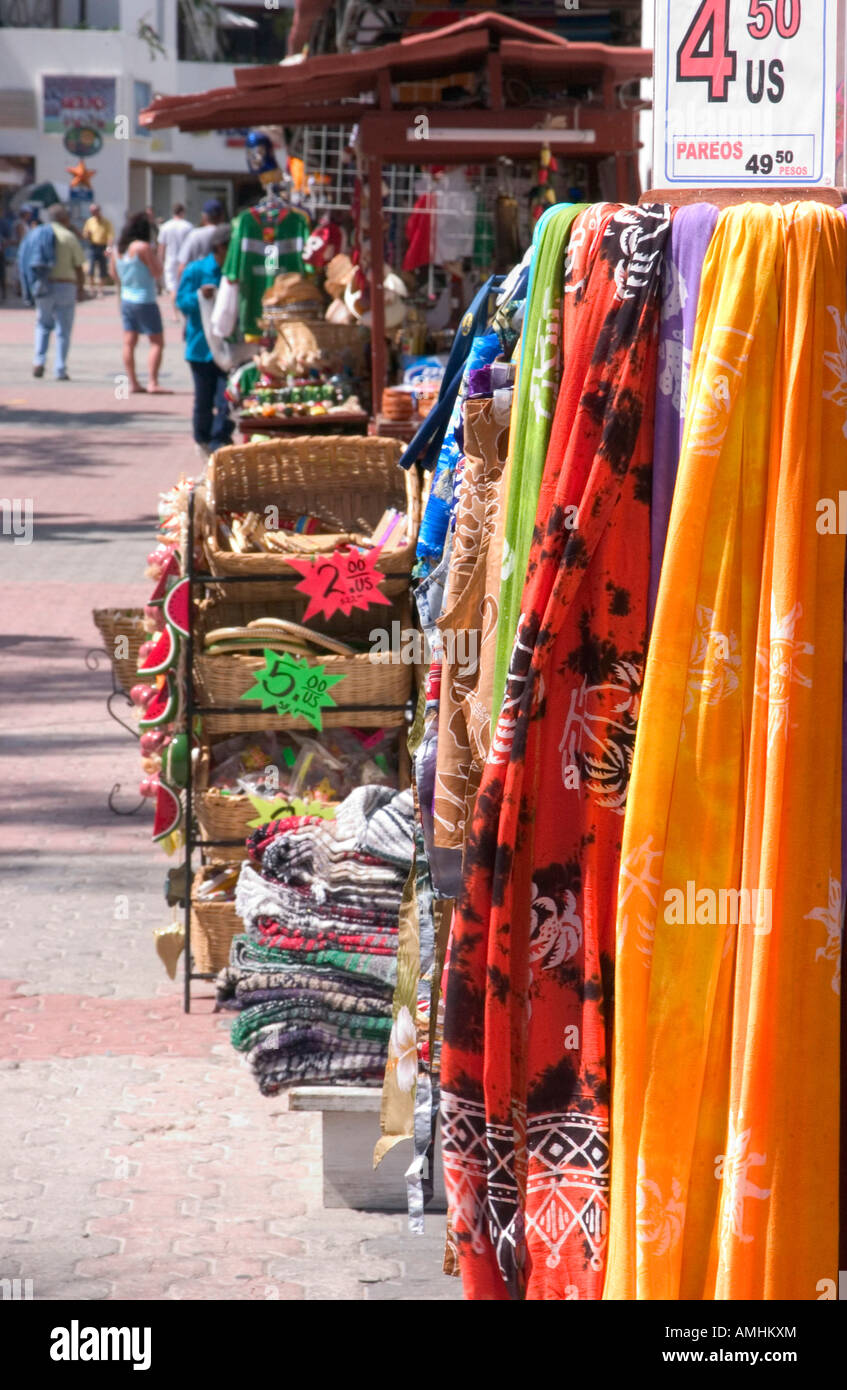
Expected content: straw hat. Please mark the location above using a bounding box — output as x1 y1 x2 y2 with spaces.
262 272 325 309
345 269 408 331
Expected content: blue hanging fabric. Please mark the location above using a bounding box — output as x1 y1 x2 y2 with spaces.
397 273 504 473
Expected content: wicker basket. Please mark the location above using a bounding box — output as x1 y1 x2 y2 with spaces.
194 719 411 861
92 607 148 695
262 311 367 341
194 750 253 864
190 864 242 974
192 595 413 735
203 435 420 603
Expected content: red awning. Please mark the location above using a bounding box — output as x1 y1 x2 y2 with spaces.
139 10 651 132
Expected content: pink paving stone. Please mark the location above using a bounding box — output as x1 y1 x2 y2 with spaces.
0 990 224 1060
106 1195 210 1222
0 296 460 1304
179 1197 226 1218
74 1255 212 1281
205 1258 276 1281
186 1218 270 1243
170 1280 306 1301
90 1200 189 1228
107 1223 213 1248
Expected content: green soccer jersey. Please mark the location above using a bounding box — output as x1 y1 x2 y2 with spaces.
222 205 310 336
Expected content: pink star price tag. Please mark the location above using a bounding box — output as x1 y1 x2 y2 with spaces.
288 546 392 623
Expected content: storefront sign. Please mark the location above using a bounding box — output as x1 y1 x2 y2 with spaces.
43 76 116 140
241 651 345 731
653 1 838 186
287 547 391 623
69 186 94 229
63 127 103 157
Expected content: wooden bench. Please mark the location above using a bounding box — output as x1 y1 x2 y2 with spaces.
289 1085 447 1214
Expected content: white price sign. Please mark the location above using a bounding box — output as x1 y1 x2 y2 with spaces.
654 0 838 186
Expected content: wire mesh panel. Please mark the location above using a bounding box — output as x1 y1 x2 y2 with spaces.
288 124 580 257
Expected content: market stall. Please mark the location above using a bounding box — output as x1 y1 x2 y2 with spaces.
140 10 651 412
78 0 847 1304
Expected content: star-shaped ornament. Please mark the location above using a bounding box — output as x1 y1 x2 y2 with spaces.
245 793 337 828
66 160 95 188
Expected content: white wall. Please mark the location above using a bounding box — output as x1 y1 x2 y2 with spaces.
0 1 249 237
0 28 130 229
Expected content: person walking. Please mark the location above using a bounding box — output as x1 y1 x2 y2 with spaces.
0 206 13 301
177 199 226 277
81 203 114 293
16 207 48 308
111 211 167 394
175 224 233 455
29 204 85 380
157 202 193 322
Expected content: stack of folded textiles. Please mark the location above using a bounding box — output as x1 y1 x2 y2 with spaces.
216 785 414 1095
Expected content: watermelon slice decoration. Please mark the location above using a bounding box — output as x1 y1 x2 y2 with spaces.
139 673 180 729
137 623 180 676
149 551 180 604
153 780 182 841
162 732 190 788
163 578 190 638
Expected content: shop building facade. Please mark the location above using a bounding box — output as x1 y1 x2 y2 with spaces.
0 0 290 229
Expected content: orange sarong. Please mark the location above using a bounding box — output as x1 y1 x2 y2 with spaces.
605 203 846 1301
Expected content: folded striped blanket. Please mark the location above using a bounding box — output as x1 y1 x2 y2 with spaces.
232 1002 391 1053
224 786 414 1095
252 918 398 956
226 933 398 987
235 860 403 929
247 785 415 885
246 1027 388 1094
215 962 393 1010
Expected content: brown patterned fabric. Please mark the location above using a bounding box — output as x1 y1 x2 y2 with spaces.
433 392 511 851
440 204 672 1300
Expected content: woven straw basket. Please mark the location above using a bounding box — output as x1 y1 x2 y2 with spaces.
261 317 370 373
195 790 253 863
204 435 420 603
194 722 412 862
190 865 242 974
92 607 148 695
192 596 413 735
194 749 253 863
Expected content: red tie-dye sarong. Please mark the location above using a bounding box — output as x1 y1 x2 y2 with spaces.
441 204 671 1301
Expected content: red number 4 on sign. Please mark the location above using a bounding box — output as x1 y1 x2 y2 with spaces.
677 0 801 102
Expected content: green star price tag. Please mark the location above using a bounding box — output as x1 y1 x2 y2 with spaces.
245 794 337 828
240 651 346 732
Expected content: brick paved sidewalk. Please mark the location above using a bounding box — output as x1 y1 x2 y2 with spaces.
0 293 459 1302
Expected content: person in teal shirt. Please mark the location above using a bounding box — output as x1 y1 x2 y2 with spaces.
175 225 233 454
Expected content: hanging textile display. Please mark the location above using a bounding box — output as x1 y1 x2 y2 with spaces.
649 204 720 625
432 388 513 857
359 191 847 1303
490 201 586 723
399 273 505 475
440 204 671 1301
605 202 846 1302
425 192 847 1301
